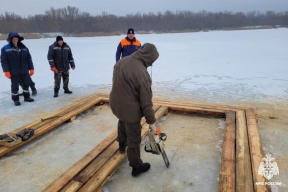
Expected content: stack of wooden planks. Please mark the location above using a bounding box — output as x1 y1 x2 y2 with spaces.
0 93 103 157
0 93 270 192
43 105 168 192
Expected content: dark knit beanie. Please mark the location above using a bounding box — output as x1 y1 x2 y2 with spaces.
56 36 63 42
127 28 135 35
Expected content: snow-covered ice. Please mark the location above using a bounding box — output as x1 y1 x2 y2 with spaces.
0 28 288 191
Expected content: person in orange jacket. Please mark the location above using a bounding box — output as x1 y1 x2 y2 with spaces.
1 32 35 106
115 28 141 62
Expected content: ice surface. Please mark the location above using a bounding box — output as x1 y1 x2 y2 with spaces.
0 28 287 191
1 28 287 101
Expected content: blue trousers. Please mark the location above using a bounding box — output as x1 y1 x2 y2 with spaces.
19 73 35 90
11 74 30 101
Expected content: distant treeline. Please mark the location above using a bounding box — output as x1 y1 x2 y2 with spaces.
0 6 287 34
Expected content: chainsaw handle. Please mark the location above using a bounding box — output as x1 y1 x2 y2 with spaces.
160 133 167 141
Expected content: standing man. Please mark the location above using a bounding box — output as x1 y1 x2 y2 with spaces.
47 36 75 97
110 43 159 177
1 32 35 106
115 28 141 62
5 33 37 96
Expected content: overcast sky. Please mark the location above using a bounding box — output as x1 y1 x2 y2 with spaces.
1 0 287 17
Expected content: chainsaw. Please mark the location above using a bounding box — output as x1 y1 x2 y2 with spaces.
144 126 170 168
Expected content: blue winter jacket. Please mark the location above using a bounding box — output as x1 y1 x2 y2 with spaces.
1 32 34 75
115 37 141 62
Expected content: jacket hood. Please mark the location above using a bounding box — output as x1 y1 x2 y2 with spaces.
7 32 24 43
131 43 159 68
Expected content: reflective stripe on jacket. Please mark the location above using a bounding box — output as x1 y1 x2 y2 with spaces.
1 44 34 75
47 42 75 71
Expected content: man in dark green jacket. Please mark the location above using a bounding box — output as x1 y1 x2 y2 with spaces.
110 43 159 177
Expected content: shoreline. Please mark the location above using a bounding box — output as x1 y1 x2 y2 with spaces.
0 26 286 40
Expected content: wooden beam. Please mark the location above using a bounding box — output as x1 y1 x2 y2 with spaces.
218 111 236 192
74 142 119 184
157 103 226 117
236 110 253 192
43 131 117 192
100 96 226 117
60 181 83 192
0 98 103 158
246 109 271 192
38 94 267 192
2 92 269 192
68 116 76 122
10 93 101 134
78 152 125 192
43 105 166 192
153 98 247 110
77 106 168 192
99 95 247 111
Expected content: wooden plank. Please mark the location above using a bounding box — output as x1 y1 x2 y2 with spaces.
78 106 168 191
78 152 125 192
153 100 228 112
100 96 226 116
159 104 226 117
69 116 76 122
60 181 83 192
152 98 247 110
10 93 101 134
99 95 247 110
74 142 118 183
41 129 117 192
58 106 162 192
0 98 102 158
236 110 253 192
44 105 164 192
246 109 271 192
218 111 236 192
9 119 42 134
152 105 161 113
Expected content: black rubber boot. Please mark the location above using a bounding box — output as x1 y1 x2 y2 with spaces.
24 97 34 102
12 95 20 106
54 89 59 97
23 91 34 102
14 101 21 106
132 162 151 177
31 88 37 95
119 143 126 154
64 89 73 94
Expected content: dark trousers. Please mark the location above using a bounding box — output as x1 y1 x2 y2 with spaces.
11 74 30 101
19 73 35 90
117 120 143 167
54 70 69 90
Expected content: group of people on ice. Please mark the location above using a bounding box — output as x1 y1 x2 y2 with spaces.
1 32 75 105
1 28 160 177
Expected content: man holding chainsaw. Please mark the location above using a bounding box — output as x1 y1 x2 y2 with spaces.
110 43 159 177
